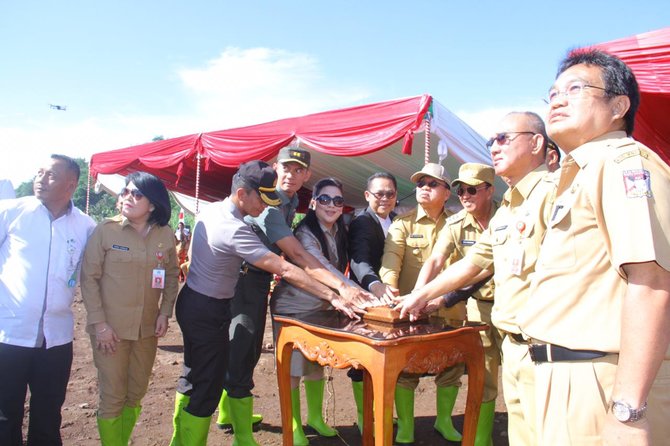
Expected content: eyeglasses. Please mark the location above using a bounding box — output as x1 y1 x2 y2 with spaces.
486 132 536 148
120 187 144 200
315 194 345 207
368 190 397 200
416 179 445 189
545 81 621 104
456 184 490 196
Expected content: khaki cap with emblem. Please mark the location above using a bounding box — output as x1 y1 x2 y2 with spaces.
277 146 311 168
409 162 450 184
450 162 495 187
235 160 282 206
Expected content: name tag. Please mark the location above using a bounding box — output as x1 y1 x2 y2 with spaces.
409 234 424 238
460 239 476 246
152 268 165 289
494 225 508 232
112 244 130 251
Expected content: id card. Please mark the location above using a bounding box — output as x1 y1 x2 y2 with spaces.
152 268 165 289
509 243 524 276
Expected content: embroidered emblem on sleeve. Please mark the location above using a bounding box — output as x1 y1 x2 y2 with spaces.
622 169 652 198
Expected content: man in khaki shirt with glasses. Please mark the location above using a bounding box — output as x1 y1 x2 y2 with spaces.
518 49 670 445
396 111 556 445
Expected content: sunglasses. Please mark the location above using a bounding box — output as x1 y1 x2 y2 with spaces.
485 131 536 148
315 194 345 207
120 187 145 200
456 184 490 196
368 190 397 200
416 179 445 189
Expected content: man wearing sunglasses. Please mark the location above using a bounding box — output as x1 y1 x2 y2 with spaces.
516 50 670 445
220 147 372 445
396 111 556 446
412 162 500 444
379 163 464 444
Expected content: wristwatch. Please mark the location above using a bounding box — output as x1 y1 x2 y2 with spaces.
611 400 647 423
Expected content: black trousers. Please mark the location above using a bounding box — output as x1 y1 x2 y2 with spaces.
175 284 231 417
0 341 73 446
224 270 272 398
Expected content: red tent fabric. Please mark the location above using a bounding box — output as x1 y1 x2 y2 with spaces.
90 95 432 202
593 27 670 164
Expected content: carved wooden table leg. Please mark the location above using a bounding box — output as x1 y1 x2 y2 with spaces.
460 333 485 446
276 332 294 446
362 369 374 445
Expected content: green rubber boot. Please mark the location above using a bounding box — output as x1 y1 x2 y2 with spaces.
216 389 263 429
97 415 123 446
121 405 141 445
474 400 496 446
304 379 338 437
179 410 211 446
434 385 463 441
394 386 415 444
291 387 309 446
169 392 190 446
229 396 261 446
351 381 364 434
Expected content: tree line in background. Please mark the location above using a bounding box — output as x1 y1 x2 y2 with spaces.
15 158 195 230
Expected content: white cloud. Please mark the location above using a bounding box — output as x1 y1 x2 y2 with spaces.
0 47 371 188
456 102 549 139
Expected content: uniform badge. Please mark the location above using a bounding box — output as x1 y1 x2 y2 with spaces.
622 169 652 198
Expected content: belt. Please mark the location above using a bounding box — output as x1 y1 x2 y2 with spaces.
528 344 609 363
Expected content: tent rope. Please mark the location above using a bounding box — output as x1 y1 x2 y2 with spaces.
424 115 431 165
195 153 201 214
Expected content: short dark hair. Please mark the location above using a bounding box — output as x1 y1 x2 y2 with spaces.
558 49 639 135
51 154 80 181
231 173 253 193
126 171 171 226
366 172 397 191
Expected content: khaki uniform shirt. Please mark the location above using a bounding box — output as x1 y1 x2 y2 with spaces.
518 132 670 353
433 204 500 302
81 216 180 340
380 206 452 295
467 165 555 334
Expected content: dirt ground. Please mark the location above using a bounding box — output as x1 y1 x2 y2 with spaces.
43 292 510 445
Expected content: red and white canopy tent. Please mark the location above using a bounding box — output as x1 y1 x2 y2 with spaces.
89 94 496 212
592 26 670 164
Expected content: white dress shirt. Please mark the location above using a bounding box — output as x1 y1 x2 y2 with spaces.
0 196 95 348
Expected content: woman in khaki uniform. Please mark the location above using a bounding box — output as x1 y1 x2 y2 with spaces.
81 172 179 445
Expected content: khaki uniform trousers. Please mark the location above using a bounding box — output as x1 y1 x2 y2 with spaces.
466 298 501 403
396 303 466 390
90 335 158 418
533 354 618 445
648 358 670 446
501 335 535 446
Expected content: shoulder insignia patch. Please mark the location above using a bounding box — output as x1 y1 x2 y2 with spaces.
614 149 649 164
622 169 652 198
446 211 465 225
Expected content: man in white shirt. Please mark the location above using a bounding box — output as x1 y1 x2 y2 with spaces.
0 154 96 446
0 179 14 200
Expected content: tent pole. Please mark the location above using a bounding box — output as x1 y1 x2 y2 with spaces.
86 160 91 215
424 115 431 165
195 153 201 214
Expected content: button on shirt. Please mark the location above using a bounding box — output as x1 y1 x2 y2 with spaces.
518 132 670 352
467 165 555 334
0 197 96 348
380 206 452 295
186 198 270 300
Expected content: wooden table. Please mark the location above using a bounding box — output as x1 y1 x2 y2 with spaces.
274 311 486 446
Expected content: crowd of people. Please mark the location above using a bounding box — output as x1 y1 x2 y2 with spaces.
0 48 668 446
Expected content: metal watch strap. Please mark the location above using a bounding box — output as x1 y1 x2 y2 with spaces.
612 400 648 423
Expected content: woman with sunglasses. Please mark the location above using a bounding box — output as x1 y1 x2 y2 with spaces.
81 172 179 445
271 177 360 445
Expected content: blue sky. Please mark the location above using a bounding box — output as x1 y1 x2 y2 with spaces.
1 1 668 187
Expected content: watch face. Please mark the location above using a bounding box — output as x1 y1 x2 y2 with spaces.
613 402 631 422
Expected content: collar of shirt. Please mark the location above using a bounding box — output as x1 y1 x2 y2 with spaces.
374 212 393 236
276 187 298 210
503 164 550 206
570 130 631 169
415 204 448 223
222 197 245 221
